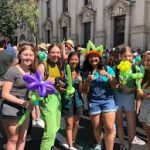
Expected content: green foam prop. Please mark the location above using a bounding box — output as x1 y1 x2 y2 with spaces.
66 64 75 96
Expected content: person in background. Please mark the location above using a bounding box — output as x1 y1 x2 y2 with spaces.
37 43 48 64
138 51 150 150
0 41 39 150
0 37 14 147
62 39 75 61
61 52 84 150
38 43 47 51
65 39 74 54
4 37 16 62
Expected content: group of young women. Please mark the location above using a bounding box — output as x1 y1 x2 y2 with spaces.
0 41 150 150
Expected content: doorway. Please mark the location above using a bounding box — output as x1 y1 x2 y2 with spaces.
114 15 125 47
84 22 91 46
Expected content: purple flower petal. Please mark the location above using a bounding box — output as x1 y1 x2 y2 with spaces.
38 85 47 97
35 71 43 81
23 74 38 83
28 82 40 90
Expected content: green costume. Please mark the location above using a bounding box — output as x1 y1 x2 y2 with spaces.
40 92 61 150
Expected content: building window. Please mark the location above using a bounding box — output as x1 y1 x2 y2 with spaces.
63 0 68 12
62 27 67 40
47 0 50 18
114 15 125 47
84 0 89 5
84 22 91 46
47 30 50 43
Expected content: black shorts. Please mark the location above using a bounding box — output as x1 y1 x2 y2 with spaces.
62 106 83 118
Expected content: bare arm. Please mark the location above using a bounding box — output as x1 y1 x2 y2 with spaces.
37 63 55 84
37 63 45 78
2 81 31 108
62 44 68 60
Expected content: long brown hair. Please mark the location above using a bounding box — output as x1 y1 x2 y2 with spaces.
47 44 62 68
17 41 38 73
142 51 150 88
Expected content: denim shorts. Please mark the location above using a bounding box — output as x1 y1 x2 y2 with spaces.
114 91 135 112
88 99 117 115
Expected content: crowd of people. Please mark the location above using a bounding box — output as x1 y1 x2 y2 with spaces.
0 36 150 150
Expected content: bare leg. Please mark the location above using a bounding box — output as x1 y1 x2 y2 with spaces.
72 115 80 143
65 117 74 147
17 116 30 150
2 118 19 150
116 109 124 144
142 123 150 150
103 112 116 150
90 114 103 144
125 111 136 143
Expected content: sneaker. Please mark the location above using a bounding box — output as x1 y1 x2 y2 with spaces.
91 144 101 150
36 118 45 128
132 136 146 145
68 146 78 150
60 143 69 149
73 142 83 150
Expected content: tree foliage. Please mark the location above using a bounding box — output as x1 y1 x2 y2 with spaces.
13 0 39 42
0 0 18 43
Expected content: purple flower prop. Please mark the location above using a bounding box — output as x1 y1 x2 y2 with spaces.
23 71 57 97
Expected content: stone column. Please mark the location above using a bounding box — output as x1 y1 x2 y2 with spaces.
131 0 146 50
124 7 130 45
107 12 113 49
94 0 105 45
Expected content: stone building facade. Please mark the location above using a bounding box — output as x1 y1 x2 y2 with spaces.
36 0 150 50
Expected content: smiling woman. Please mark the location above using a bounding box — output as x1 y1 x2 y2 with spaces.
37 44 63 150
0 41 39 150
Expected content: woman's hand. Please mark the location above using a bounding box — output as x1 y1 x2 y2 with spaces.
77 74 82 82
99 70 108 76
87 74 94 82
32 106 41 120
137 89 144 97
47 77 55 84
99 70 113 81
22 100 33 111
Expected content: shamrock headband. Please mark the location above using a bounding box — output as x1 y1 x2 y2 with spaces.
79 40 104 57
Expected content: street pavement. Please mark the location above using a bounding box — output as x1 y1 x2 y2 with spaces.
0 109 148 150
